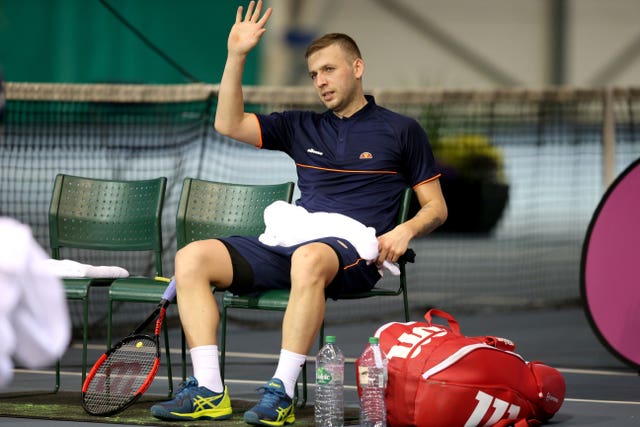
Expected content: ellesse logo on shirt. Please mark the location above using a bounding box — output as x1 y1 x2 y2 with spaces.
359 152 373 159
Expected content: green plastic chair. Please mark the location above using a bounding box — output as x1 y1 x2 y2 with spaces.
48 174 167 392
220 187 415 407
175 178 295 386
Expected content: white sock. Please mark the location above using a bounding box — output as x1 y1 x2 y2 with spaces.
273 349 307 398
190 345 224 393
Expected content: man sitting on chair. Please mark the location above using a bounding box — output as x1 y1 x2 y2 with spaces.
151 1 447 425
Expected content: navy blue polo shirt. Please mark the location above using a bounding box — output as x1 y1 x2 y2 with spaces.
255 96 440 235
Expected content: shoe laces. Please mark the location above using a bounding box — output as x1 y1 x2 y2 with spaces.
174 376 199 398
256 383 288 408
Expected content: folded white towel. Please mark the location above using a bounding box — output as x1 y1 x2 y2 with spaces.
42 259 130 278
259 201 400 276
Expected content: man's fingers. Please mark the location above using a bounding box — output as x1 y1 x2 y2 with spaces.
257 7 273 26
235 6 243 23
251 0 263 22
244 1 255 21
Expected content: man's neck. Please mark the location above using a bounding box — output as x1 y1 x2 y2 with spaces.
333 96 368 119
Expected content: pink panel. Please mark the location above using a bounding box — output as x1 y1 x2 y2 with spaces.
584 160 640 366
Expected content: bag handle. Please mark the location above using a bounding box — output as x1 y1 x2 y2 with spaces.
484 335 516 351
424 308 461 334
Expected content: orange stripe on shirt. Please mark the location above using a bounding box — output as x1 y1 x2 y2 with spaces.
412 173 442 189
296 163 399 175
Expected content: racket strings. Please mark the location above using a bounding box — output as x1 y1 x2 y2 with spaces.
83 336 158 414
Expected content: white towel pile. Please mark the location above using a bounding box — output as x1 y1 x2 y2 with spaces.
258 201 400 275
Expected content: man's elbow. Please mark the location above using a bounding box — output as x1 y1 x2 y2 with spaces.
435 201 448 228
439 207 448 227
213 118 231 137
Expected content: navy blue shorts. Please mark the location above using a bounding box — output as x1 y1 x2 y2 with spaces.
219 236 381 299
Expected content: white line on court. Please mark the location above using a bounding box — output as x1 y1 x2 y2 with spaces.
78 343 637 375
564 398 640 405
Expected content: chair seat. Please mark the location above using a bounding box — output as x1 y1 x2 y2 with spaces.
222 289 291 311
63 278 113 299
109 277 171 302
336 287 404 299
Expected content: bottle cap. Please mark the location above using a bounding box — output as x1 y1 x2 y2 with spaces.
369 336 379 344
326 335 337 343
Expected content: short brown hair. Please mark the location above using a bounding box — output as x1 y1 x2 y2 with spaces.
305 33 362 61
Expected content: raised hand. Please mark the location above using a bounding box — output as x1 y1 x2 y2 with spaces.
227 0 273 57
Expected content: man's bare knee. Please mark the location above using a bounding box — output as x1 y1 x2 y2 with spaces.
175 239 233 288
291 243 339 286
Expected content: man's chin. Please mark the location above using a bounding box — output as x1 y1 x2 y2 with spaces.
320 98 340 111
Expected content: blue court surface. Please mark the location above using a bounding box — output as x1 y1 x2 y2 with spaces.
1 307 638 426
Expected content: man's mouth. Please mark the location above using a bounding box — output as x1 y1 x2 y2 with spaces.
321 91 334 101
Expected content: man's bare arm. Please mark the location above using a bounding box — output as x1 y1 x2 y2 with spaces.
376 179 447 264
214 1 272 146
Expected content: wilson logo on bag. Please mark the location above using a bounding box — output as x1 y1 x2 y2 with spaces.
367 309 565 427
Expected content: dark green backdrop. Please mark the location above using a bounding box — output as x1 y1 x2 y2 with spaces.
0 0 262 84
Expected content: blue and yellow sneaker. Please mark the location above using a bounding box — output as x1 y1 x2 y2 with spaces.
150 376 232 421
243 378 295 426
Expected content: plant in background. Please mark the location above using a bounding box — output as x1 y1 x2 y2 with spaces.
432 134 506 184
419 105 510 233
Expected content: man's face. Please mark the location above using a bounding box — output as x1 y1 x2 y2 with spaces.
307 44 363 115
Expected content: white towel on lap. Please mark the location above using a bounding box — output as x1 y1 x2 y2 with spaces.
42 259 130 278
258 201 400 275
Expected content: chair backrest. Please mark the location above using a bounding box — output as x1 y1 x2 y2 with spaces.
176 178 295 249
48 174 167 274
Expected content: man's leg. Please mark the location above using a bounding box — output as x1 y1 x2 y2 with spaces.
284 242 338 354
151 239 234 421
174 239 233 348
244 242 339 426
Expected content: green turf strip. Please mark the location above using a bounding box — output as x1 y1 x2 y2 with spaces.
0 392 360 426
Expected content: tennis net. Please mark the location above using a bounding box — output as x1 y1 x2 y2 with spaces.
2 82 639 332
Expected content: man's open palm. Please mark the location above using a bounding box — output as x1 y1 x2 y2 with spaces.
228 0 272 56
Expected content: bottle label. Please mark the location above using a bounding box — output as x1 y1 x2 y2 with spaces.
358 366 386 387
316 367 333 385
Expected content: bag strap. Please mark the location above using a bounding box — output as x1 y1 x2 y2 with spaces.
424 308 461 334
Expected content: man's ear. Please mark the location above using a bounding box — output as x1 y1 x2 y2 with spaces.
353 58 365 79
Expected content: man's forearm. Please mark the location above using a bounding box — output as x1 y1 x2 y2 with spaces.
214 53 248 136
406 201 448 238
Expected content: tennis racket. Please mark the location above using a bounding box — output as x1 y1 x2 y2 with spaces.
82 277 177 416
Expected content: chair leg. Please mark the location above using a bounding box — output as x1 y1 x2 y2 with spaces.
163 323 174 397
81 295 89 385
319 322 325 349
299 361 307 408
181 328 187 380
106 300 113 351
220 306 228 381
400 265 410 322
54 360 61 393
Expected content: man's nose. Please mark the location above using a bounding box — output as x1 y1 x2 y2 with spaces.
315 74 327 87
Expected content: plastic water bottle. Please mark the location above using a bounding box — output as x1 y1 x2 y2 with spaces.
357 337 388 427
315 335 345 427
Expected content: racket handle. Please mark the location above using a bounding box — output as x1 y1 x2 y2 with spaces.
161 277 177 301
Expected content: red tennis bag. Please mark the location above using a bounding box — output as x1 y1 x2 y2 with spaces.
368 309 565 427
